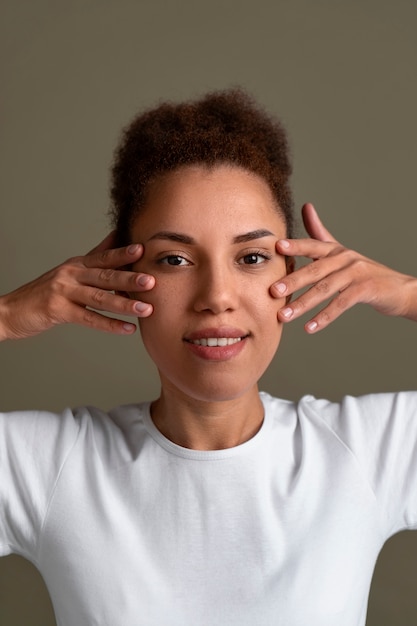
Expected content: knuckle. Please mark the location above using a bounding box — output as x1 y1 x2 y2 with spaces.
45 292 62 319
82 309 96 326
341 248 361 267
53 265 70 285
307 262 320 278
49 279 68 304
98 268 115 283
314 280 330 294
285 274 298 291
318 310 331 324
52 262 78 290
49 276 63 297
108 317 122 332
352 257 368 275
97 249 111 265
335 293 349 310
294 298 307 313
91 288 105 305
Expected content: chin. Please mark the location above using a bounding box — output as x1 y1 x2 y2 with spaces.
164 371 263 404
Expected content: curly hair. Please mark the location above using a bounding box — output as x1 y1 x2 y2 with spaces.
110 88 294 245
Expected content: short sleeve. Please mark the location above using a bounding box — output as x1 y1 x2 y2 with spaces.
0 408 80 560
301 392 417 537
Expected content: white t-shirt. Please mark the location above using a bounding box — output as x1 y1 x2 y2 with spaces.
1 391 417 625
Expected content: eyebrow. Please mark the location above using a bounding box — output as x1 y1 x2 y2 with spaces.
233 229 275 244
147 229 275 244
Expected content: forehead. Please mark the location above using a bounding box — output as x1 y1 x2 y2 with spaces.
132 164 287 239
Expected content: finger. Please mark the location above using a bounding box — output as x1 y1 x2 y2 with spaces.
303 287 362 333
83 243 145 270
302 203 338 243
67 303 139 335
275 238 341 260
272 248 354 298
80 267 155 293
277 264 357 322
74 286 153 318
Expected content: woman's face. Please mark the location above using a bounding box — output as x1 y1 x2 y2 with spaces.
131 164 289 403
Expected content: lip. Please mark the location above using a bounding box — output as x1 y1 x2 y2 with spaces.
184 327 248 341
183 327 249 362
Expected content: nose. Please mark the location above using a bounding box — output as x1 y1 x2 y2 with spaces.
192 263 239 314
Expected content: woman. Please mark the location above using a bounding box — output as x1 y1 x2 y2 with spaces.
1 89 417 625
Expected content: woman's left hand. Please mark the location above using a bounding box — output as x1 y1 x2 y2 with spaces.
270 203 417 333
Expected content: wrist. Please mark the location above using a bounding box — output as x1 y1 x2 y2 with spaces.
402 276 417 322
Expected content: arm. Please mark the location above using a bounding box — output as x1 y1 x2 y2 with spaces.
271 203 417 333
0 232 154 341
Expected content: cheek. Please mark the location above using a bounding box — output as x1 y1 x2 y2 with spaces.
137 313 173 369
137 280 185 346
252 275 286 318
149 278 186 310
132 273 184 308
253 290 286 344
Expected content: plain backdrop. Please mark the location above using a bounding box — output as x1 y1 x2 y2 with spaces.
1 1 417 624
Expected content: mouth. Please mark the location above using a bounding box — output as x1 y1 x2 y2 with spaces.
186 337 244 347
183 328 250 361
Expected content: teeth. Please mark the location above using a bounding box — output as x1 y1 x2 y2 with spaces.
191 337 242 347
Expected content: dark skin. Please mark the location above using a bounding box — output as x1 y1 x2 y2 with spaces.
1 202 417 342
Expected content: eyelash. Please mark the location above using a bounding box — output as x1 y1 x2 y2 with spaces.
157 250 272 267
238 250 272 265
157 254 191 266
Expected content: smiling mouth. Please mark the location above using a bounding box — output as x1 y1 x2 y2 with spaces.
186 337 244 347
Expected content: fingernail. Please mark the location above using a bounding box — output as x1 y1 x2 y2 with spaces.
274 282 287 295
306 321 318 332
281 307 293 319
128 244 140 254
123 323 136 333
278 239 290 249
138 274 151 287
134 301 150 313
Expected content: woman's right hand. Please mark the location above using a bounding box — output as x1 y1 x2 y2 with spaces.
0 232 154 341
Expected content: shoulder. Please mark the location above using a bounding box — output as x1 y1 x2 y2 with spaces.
260 389 417 447
261 389 417 421
297 391 417 433
0 401 151 456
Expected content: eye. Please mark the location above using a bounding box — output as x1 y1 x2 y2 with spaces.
238 251 271 265
158 255 191 266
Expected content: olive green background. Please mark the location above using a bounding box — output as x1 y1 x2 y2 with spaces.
1 1 417 624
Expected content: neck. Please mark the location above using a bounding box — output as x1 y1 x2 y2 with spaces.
150 384 264 451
